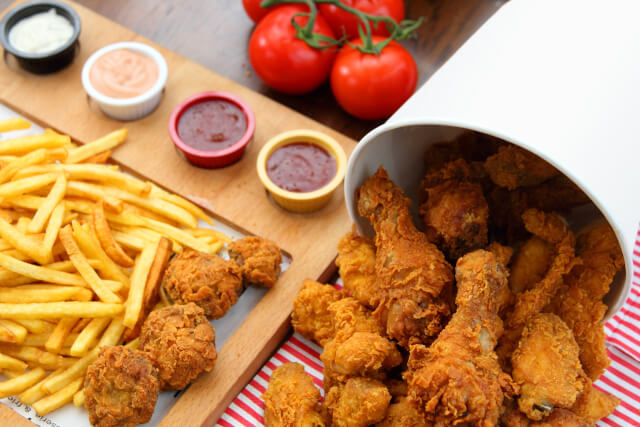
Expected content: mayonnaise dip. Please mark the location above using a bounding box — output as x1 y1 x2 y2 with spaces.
89 49 159 99
8 9 74 55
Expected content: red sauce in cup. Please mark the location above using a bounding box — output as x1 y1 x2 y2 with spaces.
267 142 337 192
177 100 247 151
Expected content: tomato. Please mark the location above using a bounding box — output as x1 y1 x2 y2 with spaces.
318 0 404 39
249 5 337 95
330 36 417 120
242 0 271 24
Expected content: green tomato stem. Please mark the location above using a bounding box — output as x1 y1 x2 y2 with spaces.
260 0 423 55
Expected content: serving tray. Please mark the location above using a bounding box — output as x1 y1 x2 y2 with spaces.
0 1 357 425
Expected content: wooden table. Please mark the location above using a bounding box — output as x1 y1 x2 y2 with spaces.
0 0 507 141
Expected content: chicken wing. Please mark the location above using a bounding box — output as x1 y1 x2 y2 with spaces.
552 223 624 380
405 250 517 426
324 377 391 427
262 362 326 427
420 179 489 261
291 279 344 347
497 209 578 367
336 230 378 308
571 381 619 424
484 145 559 190
357 166 454 347
511 313 587 420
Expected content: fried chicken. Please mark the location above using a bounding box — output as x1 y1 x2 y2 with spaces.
512 313 587 420
291 279 344 347
84 346 159 427
497 210 577 366
486 241 515 268
262 362 325 427
357 166 453 347
228 235 282 288
375 396 430 427
420 179 489 261
139 303 216 390
324 377 391 427
510 236 555 294
552 223 624 380
162 249 242 319
405 250 517 426
336 230 378 308
571 381 619 424
484 145 559 190
321 297 397 390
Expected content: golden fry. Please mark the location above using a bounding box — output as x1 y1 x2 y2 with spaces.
0 302 123 319
0 217 49 264
0 352 27 371
0 117 30 133
0 320 27 343
0 133 70 155
92 200 134 267
27 173 66 233
45 318 79 353
18 368 63 405
42 202 65 254
32 376 83 416
73 388 85 406
81 150 111 164
0 367 46 398
0 172 59 199
0 285 92 303
59 225 121 303
123 242 157 328
124 236 171 340
66 129 127 164
0 252 85 286
0 148 48 184
69 317 110 357
13 319 54 334
0 344 66 370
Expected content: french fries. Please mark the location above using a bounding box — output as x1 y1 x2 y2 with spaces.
0 121 229 420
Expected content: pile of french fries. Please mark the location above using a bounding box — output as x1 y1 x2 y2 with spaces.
0 117 229 417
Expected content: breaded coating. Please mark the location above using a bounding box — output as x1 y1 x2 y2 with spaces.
228 235 282 288
486 241 514 268
497 209 577 367
336 230 378 308
420 158 487 191
571 381 619 424
322 298 394 391
162 249 242 319
321 332 402 386
510 236 555 294
420 179 489 260
262 362 325 427
357 167 453 348
375 396 429 427
512 313 587 420
405 250 517 426
291 279 344 346
325 377 391 427
139 303 217 390
84 346 159 427
484 145 559 190
553 223 624 380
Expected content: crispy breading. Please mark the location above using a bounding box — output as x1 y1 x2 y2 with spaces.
324 377 391 427
291 280 344 346
228 235 282 288
484 145 559 190
336 230 378 308
262 362 325 427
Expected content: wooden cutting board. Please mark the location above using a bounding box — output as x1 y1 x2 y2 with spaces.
0 1 357 425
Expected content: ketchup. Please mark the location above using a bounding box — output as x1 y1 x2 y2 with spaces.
267 142 337 193
177 100 247 151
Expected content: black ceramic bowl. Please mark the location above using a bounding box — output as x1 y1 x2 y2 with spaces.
0 1 81 74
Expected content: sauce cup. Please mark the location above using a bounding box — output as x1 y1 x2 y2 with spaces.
0 1 81 74
257 129 347 213
81 41 168 121
168 91 256 168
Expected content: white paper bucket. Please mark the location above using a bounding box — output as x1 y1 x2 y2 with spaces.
344 0 640 319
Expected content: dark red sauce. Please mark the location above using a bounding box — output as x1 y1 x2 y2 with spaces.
267 142 337 193
177 100 247 151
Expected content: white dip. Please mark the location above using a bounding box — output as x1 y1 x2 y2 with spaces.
8 9 74 55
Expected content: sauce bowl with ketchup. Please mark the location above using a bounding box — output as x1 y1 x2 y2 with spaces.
168 91 256 168
257 129 347 213
81 41 168 121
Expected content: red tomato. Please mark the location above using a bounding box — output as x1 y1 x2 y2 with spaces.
249 5 337 95
331 36 417 120
318 0 404 39
242 0 271 24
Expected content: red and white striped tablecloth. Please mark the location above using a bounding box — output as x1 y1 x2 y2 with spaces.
217 240 640 426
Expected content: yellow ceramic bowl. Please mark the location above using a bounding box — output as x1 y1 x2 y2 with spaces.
257 129 347 213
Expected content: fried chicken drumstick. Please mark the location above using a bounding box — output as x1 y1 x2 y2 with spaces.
405 250 517 426
357 166 454 348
